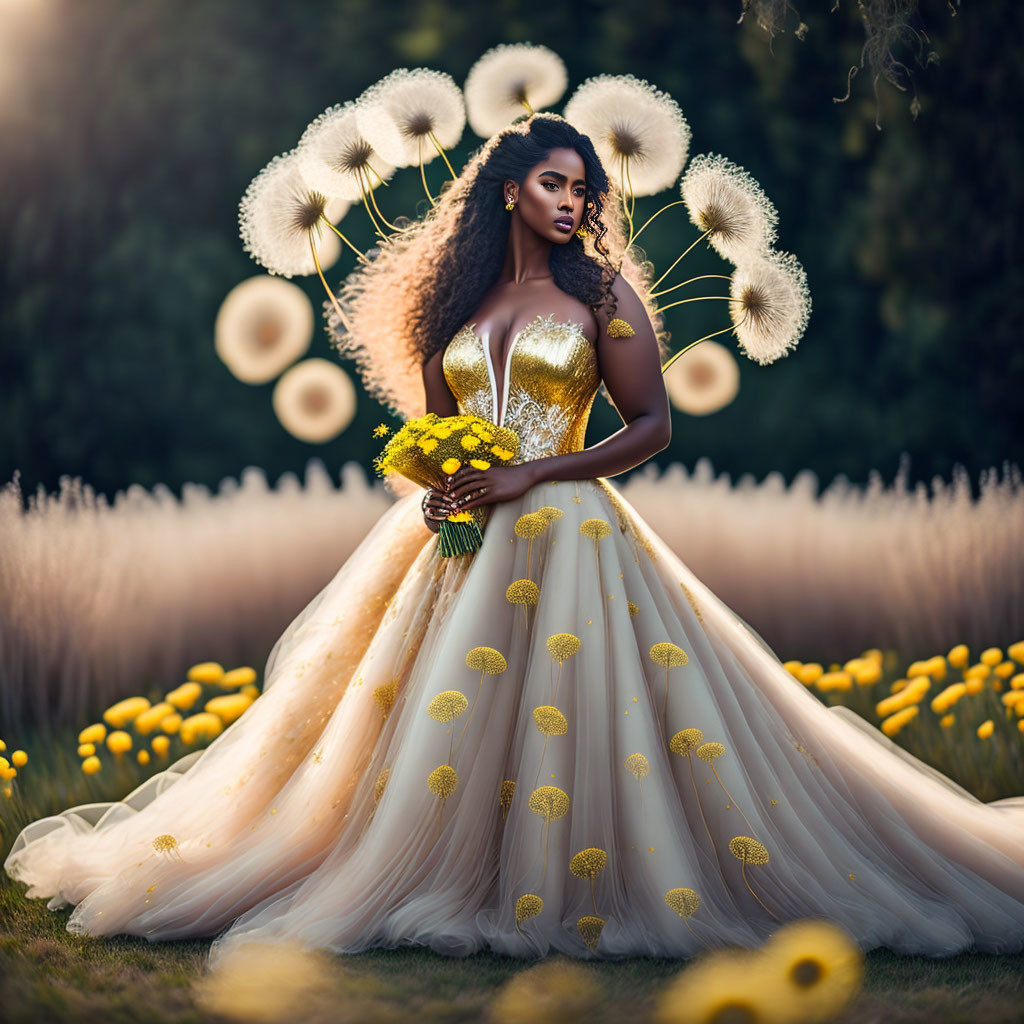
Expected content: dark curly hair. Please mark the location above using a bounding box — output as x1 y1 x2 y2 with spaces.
327 113 657 420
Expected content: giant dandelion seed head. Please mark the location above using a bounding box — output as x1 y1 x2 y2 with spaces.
464 43 568 138
357 68 466 168
729 250 811 366
680 152 779 264
214 276 314 385
514 512 548 539
238 149 342 279
506 578 540 606
649 642 688 667
669 728 704 756
579 518 611 540
271 358 357 443
576 915 606 950
563 74 690 196
515 892 543 925
663 340 741 417
296 101 396 203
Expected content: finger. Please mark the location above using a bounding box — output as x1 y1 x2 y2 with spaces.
450 477 484 500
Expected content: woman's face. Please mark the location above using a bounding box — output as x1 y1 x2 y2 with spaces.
505 146 587 245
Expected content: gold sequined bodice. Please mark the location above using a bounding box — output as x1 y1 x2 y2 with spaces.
442 313 600 465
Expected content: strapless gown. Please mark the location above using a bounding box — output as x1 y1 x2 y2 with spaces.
6 313 1024 964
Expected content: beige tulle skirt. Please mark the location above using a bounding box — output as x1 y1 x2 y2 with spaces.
5 475 1024 963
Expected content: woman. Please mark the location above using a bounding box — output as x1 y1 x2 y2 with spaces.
6 115 1024 963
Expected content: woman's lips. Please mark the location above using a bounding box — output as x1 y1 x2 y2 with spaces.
553 217 574 233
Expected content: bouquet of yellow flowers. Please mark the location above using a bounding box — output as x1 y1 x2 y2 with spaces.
373 413 521 557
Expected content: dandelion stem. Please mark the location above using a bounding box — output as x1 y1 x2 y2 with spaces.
618 155 635 243
650 228 713 292
418 138 437 208
741 861 780 922
520 98 535 115
428 131 458 180
632 200 687 244
590 876 598 916
318 214 366 262
362 169 401 232
660 322 742 374
650 274 732 300
308 233 353 332
533 734 549 788
687 752 727 880
357 172 388 239
652 295 733 318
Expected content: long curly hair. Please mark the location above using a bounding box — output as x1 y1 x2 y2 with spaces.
326 112 663 421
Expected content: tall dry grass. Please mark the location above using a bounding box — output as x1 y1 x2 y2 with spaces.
1 455 1020 728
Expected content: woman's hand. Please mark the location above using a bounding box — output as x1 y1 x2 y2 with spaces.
444 463 537 512
421 486 456 533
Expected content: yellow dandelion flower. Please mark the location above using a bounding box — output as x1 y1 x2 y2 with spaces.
976 719 994 739
979 647 1003 666
546 633 581 662
427 690 470 722
784 660 803 677
664 887 701 917
133 702 176 734
624 752 650 779
763 918 864 1021
995 660 1016 679
152 833 178 855
500 779 516 819
160 713 182 735
880 705 918 737
221 667 257 689
627 599 639 617
569 847 608 879
728 835 769 865
696 741 725 762
460 434 482 450
506 579 540 605
441 457 462 475
1008 640 1024 664
669 728 704 755
533 706 568 736
853 662 882 686
469 458 491 470
579 518 611 541
374 767 390 804
515 893 543 926
965 678 984 696
81 756 101 775
528 785 570 821
373 681 398 719
103 696 152 729
947 643 970 668
465 646 507 674
179 712 223 746
105 730 133 755
372 423 390 437
535 506 565 521
137 750 150 766
649 642 688 667
797 663 824 686
151 735 170 756
78 723 107 745
204 693 254 725
187 661 224 684
514 512 548 539
576 914 605 950
427 764 458 798
11 750 27 767
77 743 95 758
965 663 991 680
939 714 955 728
166 682 203 711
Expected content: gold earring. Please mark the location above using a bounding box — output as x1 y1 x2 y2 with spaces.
505 200 515 212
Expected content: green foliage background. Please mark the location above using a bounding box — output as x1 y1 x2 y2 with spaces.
1 0 1019 502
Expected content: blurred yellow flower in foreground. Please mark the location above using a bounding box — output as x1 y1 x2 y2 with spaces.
106 731 132 756
980 647 1003 667
78 723 107 745
194 940 340 1024
205 693 255 725
881 706 918 737
976 720 994 739
81 756 101 775
166 682 203 711
77 743 95 757
11 750 27 767
947 644 969 668
491 957 603 1024
151 735 171 757
134 702 176 734
180 713 224 746
221 667 257 689
797 663 823 686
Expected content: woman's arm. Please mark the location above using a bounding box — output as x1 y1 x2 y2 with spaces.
522 273 671 486
421 347 460 418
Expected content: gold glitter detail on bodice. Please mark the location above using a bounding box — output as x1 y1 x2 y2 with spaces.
442 313 600 465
